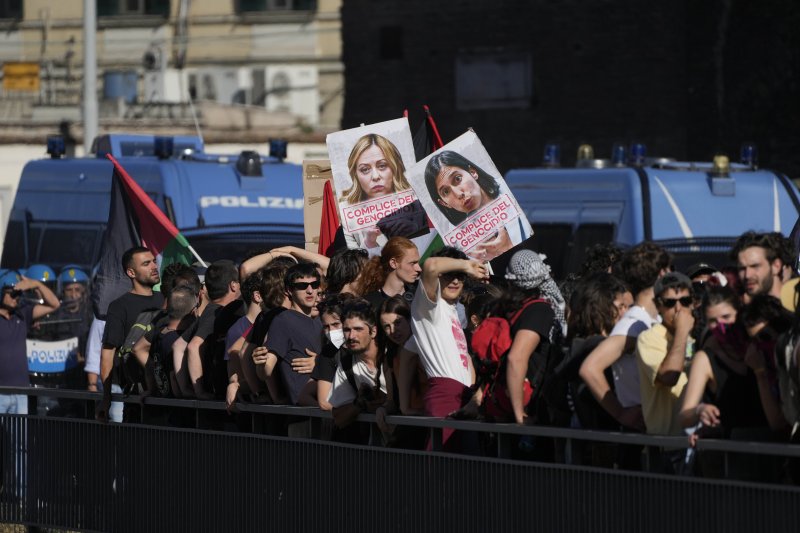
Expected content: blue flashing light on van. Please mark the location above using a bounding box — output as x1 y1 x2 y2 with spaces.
504 148 800 279
1 134 305 272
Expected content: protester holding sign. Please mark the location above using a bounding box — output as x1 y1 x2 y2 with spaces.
408 131 533 262
327 118 435 256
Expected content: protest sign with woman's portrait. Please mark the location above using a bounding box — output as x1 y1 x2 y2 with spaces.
326 118 434 255
408 130 533 262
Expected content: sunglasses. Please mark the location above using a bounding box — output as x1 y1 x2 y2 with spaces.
658 296 693 309
290 280 321 291
442 271 467 282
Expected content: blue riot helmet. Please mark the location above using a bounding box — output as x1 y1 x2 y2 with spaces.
0 268 7 279
0 270 23 309
58 266 89 285
26 264 56 284
0 270 21 289
58 266 90 310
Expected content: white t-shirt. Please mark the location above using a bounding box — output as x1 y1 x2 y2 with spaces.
84 317 106 376
609 305 659 408
327 352 387 408
408 281 472 387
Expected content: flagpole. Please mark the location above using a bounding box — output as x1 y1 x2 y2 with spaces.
187 245 208 268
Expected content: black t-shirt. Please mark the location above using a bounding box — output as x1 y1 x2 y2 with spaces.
265 309 322 405
364 284 417 313
311 342 339 383
102 292 165 348
511 301 555 341
245 307 286 346
144 313 174 344
510 301 556 390
180 300 245 396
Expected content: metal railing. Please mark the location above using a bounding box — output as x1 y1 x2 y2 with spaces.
1 385 799 532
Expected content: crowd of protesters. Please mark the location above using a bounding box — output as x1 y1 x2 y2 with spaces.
4 229 800 481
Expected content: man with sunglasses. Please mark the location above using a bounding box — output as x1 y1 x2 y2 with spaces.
636 272 694 436
0 270 60 414
265 262 323 405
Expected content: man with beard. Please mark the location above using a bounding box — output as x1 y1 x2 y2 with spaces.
97 247 163 422
731 231 788 302
328 300 387 411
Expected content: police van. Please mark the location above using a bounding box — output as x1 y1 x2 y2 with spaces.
503 146 800 279
0 134 306 398
0 134 305 272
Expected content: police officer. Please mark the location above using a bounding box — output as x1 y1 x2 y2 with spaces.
0 270 60 414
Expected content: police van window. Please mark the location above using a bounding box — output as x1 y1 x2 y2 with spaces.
119 141 155 157
190 233 304 264
36 227 101 268
565 223 616 275
0 220 26 268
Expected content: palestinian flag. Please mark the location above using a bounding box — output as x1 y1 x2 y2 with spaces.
91 154 204 319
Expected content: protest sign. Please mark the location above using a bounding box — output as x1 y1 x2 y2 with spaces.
406 130 533 261
326 117 436 255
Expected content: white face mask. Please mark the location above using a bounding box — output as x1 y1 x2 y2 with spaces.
326 328 345 349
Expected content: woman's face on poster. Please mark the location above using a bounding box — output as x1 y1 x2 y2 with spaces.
435 164 486 214
354 144 394 200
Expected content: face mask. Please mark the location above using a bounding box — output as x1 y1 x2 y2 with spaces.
326 328 345 349
710 321 748 353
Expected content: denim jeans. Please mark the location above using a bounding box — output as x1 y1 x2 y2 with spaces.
0 394 28 415
0 394 27 500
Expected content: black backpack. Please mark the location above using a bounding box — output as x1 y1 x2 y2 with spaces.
115 309 163 392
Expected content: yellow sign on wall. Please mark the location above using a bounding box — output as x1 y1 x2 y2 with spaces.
3 62 40 91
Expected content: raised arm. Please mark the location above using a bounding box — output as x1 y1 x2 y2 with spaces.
271 246 330 275
421 257 487 302
239 250 297 279
16 277 60 320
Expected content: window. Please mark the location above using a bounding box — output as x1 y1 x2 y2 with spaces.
235 0 316 13
0 0 22 19
564 224 616 275
489 223 617 281
455 51 532 110
97 0 170 17
37 228 102 268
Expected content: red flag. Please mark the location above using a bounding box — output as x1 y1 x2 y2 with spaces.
318 179 340 257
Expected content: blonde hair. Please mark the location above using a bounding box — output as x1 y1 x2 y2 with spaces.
340 134 411 204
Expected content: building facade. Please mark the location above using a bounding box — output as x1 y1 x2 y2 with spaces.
0 0 343 133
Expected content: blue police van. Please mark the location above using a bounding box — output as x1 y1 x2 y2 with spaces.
0 134 305 272
504 150 800 279
0 133 306 397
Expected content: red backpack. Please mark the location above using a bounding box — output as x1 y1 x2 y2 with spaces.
470 298 547 421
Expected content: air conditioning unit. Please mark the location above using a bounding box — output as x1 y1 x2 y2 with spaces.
259 65 319 126
187 67 252 105
142 68 189 103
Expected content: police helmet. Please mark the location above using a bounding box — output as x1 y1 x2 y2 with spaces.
26 264 56 283
0 270 21 289
58 267 89 284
